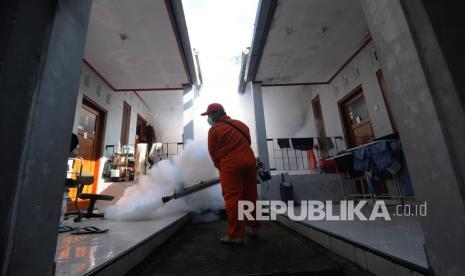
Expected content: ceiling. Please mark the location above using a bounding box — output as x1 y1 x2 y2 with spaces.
255 0 369 85
84 0 189 90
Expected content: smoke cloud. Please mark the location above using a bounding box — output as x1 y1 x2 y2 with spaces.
105 139 224 221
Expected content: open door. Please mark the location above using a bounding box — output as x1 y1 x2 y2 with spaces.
69 97 105 210
136 114 147 145
120 101 131 145
312 95 327 138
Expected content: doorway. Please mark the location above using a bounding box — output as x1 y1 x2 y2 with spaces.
136 114 147 145
312 95 331 162
69 97 106 209
312 95 327 138
120 101 131 145
339 86 374 148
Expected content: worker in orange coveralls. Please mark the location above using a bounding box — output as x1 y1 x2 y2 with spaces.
201 103 260 244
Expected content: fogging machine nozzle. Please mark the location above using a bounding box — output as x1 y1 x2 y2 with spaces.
161 196 172 203
161 177 220 204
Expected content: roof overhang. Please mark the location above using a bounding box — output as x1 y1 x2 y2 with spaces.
241 0 370 92
84 0 197 92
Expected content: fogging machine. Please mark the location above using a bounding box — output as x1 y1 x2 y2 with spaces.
162 177 220 203
161 158 271 204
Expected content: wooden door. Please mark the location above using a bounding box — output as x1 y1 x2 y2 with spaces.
339 86 374 148
120 101 131 145
135 114 147 145
69 98 105 209
312 95 330 158
312 95 327 138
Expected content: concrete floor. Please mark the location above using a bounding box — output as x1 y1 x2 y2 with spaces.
55 213 190 275
129 220 373 275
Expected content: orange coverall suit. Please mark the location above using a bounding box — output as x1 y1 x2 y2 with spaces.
208 116 260 239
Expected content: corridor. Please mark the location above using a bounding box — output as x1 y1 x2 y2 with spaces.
1 1 464 276
129 220 371 276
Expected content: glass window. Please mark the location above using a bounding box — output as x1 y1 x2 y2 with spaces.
347 96 369 125
78 108 96 135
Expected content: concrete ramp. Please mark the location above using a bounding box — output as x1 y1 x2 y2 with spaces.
130 221 372 275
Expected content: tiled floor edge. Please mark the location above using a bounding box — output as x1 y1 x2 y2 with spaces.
276 214 432 276
87 213 192 276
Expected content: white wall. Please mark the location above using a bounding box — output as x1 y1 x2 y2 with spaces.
262 85 317 139
259 41 394 150
72 64 155 148
323 41 393 139
192 82 259 155
140 90 184 143
71 63 157 193
237 84 258 154
311 84 342 138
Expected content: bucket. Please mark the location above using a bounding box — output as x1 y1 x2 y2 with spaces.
111 169 120 178
280 174 294 204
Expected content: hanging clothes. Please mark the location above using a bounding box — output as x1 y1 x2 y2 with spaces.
352 140 414 195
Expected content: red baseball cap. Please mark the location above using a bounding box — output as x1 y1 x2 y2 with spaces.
201 103 224 116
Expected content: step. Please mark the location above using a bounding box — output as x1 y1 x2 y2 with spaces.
276 214 430 276
55 212 191 276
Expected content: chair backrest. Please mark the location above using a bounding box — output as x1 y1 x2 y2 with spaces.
65 178 78 188
76 176 94 195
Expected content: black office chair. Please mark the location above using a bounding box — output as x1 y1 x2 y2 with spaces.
65 169 114 222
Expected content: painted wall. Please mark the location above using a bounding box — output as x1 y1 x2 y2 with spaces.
262 85 317 139
236 83 258 154
324 40 393 140
260 41 394 150
72 63 155 149
72 63 156 193
192 83 259 154
260 174 344 202
140 90 184 143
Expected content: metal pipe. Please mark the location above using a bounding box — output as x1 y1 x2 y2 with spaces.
162 177 221 203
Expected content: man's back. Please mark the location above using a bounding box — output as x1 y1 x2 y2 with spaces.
208 116 255 168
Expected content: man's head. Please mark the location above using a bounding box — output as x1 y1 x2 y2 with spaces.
69 133 79 157
201 103 226 124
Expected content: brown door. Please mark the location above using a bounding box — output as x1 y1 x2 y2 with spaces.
120 101 131 145
135 114 147 145
69 98 105 209
339 86 374 148
376 70 398 132
312 95 327 138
